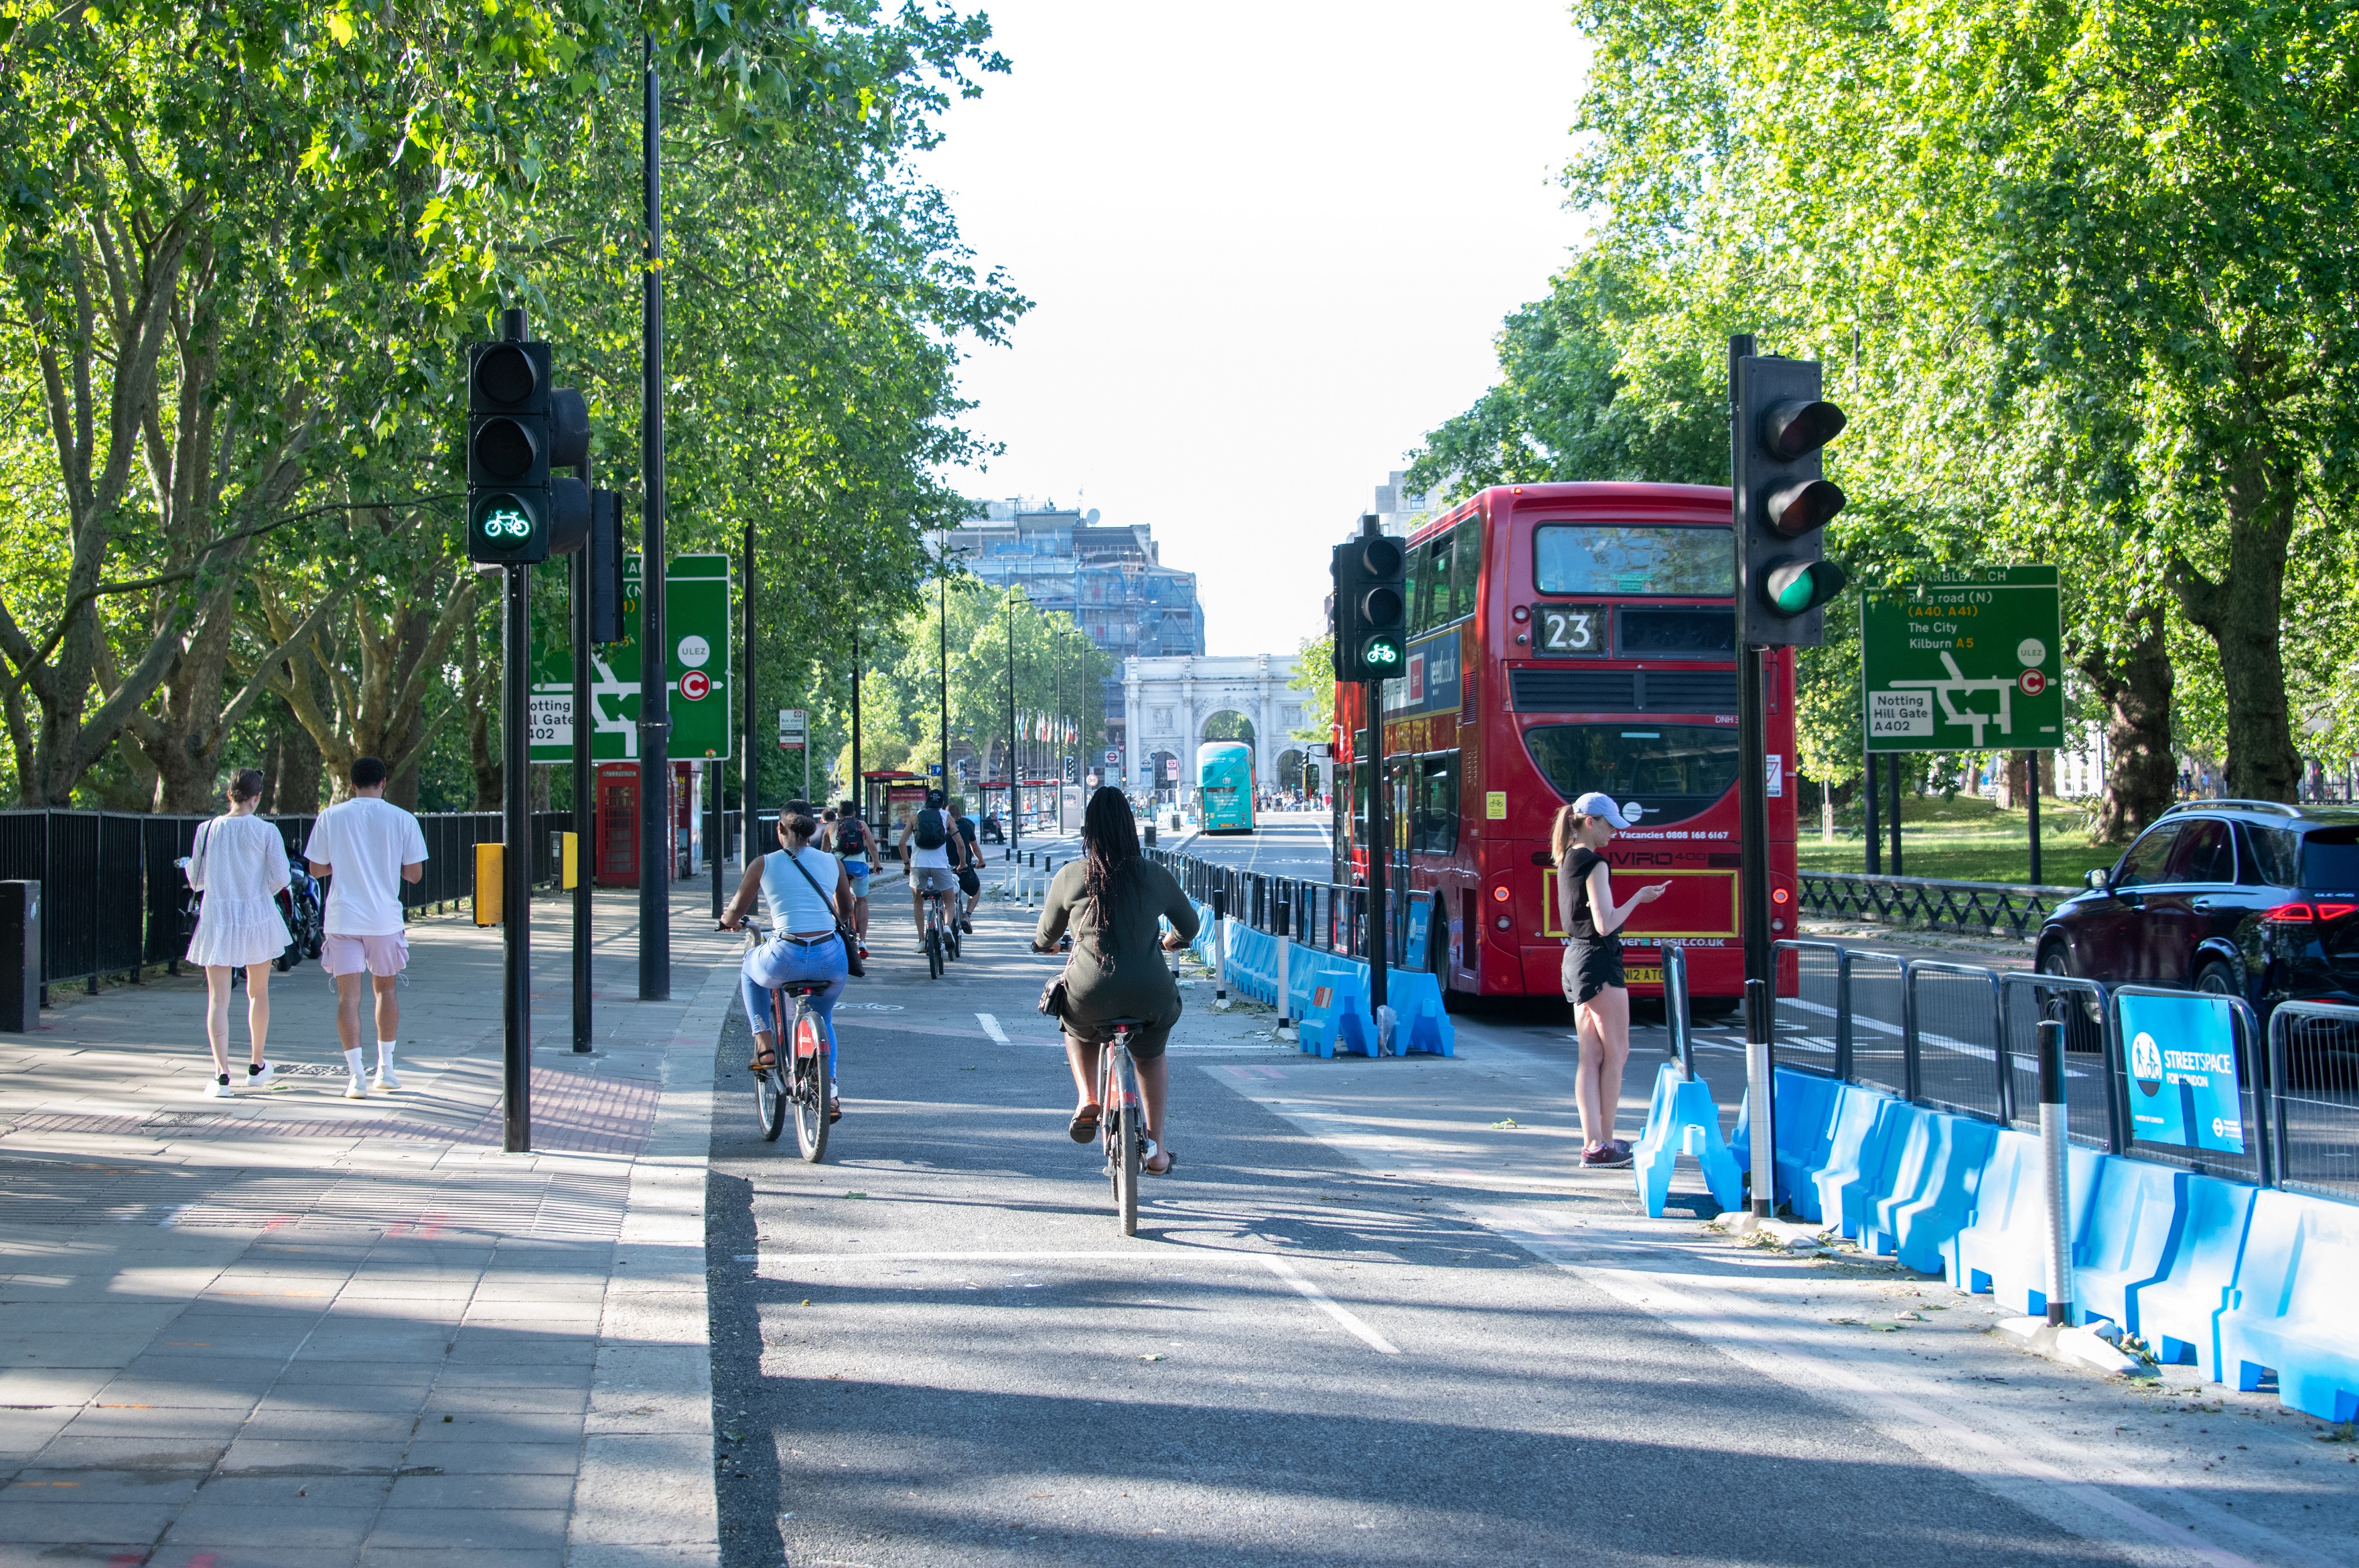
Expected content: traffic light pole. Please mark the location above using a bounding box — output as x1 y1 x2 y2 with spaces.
1731 330 1774 1220
636 31 670 1001
1364 678 1386 1015
502 561 533 1151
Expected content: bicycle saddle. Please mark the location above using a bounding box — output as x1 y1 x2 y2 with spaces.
780 982 828 997
1102 1015 1148 1029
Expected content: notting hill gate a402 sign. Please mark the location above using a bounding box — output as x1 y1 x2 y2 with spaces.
1861 565 2064 754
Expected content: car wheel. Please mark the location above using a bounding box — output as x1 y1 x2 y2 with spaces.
2194 958 2238 997
2036 942 2102 1052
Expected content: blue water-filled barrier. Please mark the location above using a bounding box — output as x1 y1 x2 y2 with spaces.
1180 903 1452 1060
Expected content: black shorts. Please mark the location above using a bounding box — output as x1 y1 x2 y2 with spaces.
1562 938 1625 1004
956 867 981 898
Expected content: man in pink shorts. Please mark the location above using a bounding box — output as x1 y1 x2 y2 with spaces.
303 757 428 1098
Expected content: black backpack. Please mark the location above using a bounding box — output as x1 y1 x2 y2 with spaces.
836 818 868 856
912 808 948 850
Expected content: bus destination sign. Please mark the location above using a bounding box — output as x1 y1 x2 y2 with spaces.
1860 565 2063 754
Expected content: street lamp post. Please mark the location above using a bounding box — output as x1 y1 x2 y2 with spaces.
1005 586 1017 861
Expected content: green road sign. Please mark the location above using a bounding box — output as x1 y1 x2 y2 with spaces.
528 553 731 763
1861 565 2063 753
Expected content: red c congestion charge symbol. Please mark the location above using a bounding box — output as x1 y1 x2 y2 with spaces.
680 670 711 701
2017 668 2047 697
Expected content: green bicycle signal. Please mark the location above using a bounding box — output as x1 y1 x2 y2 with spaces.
1361 635 1403 668
482 506 532 539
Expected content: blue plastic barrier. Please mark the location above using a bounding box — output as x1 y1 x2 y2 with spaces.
2133 1173 2257 1382
1859 1104 1996 1275
1634 1062 1743 1215
1812 1086 1899 1237
1947 1129 2101 1316
2072 1155 2182 1334
1729 1068 1845 1219
2218 1190 2359 1421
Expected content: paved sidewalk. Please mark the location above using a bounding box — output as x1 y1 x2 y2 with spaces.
0 881 739 1568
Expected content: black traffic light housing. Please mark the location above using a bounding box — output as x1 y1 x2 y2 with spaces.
587 490 626 642
1734 353 1849 645
1331 513 1409 682
466 311 592 567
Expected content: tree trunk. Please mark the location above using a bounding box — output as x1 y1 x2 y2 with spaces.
2173 455 2302 800
2078 604 2175 843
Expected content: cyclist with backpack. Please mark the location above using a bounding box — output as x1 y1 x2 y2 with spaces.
823 799 881 943
948 794 983 935
895 787 970 944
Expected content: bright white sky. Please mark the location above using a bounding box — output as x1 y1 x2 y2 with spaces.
921 1 1592 654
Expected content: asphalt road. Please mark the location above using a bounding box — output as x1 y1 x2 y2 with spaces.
1171 816 1337 881
697 891 2358 1568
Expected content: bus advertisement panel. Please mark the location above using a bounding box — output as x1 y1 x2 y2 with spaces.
1333 482 1798 1011
1197 743 1255 835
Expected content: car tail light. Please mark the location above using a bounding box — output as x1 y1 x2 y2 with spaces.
2321 902 2359 922
2265 902 2320 924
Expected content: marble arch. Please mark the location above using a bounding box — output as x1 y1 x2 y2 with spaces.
1121 654 1305 794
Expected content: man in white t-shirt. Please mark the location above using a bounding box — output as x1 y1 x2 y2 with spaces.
303 757 428 1099
894 788 969 943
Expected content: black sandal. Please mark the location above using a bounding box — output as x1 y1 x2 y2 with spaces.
1144 1147 1177 1176
748 1049 776 1071
1068 1103 1101 1143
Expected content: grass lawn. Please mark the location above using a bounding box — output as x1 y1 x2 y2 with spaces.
1796 792 2120 887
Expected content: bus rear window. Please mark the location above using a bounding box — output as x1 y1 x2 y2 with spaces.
1534 524 1732 597
1522 723 1740 827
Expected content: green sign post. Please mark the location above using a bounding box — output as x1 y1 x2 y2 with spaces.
1861 565 2064 754
530 553 731 763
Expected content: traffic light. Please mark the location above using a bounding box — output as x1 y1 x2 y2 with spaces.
1734 354 1849 644
1331 513 1408 681
587 490 625 642
466 315 591 567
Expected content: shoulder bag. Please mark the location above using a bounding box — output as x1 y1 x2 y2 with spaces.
779 849 865 977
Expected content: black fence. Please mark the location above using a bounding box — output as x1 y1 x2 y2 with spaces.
1143 849 1439 973
1772 938 2356 1204
0 807 577 1003
1799 871 2078 939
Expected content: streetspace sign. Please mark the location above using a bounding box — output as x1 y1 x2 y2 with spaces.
1861 565 2063 753
528 553 731 763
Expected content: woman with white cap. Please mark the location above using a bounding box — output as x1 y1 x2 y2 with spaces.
1553 790 1670 1167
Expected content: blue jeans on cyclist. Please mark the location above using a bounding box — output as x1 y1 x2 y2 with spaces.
741 933 847 1088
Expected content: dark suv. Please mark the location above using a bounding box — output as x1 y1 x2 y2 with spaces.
2037 800 2359 1010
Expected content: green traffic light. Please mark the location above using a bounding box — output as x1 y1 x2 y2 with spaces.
1764 559 1849 614
1362 636 1403 668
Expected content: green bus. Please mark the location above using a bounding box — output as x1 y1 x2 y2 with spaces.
1196 742 1255 835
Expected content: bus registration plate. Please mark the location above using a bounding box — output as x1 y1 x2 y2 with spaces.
1626 966 1663 987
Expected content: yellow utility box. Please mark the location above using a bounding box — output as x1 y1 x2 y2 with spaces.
474 843 503 926
561 831 579 889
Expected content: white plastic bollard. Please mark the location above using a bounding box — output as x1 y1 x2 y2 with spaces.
1275 931 1295 1040
1212 888 1230 1010
1745 977 1775 1218
2039 1018 2076 1327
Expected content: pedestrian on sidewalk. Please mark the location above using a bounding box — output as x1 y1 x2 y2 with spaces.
1033 786 1196 1175
303 756 427 1098
722 805 854 1123
184 767 292 1098
1553 794 1670 1169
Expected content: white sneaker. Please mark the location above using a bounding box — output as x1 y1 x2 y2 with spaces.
202 1074 232 1098
372 1066 402 1092
344 1076 368 1100
245 1062 276 1090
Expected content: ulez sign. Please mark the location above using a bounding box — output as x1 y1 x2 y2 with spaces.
1860 565 2064 754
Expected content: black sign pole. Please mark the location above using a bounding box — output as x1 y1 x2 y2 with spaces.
743 521 757 849
636 31 670 1000
503 561 533 1151
2028 750 2043 883
570 485 593 1054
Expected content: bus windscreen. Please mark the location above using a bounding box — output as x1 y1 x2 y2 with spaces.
1522 723 1741 827
1534 524 1733 597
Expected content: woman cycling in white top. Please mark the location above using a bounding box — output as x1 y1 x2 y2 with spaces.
720 807 856 1121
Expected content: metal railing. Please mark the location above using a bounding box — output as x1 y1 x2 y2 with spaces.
1799 871 2079 939
0 806 577 1001
2268 1001 2359 1202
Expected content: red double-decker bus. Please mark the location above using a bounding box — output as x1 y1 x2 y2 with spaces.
1333 482 1798 1011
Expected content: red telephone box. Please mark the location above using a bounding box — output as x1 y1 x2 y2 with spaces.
596 764 638 886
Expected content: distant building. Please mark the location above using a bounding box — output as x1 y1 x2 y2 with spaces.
958 501 1206 764
1366 470 1438 538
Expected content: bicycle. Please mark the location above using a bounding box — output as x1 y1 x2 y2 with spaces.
1091 1017 1152 1237
736 920 832 1161
920 884 955 977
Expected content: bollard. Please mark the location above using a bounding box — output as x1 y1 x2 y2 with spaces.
2039 1018 2076 1328
1211 887 1230 1010
1275 893 1295 1040
1745 976 1775 1218
1664 944 1695 1080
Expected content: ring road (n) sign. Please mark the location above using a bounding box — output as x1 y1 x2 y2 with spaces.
1861 565 2063 754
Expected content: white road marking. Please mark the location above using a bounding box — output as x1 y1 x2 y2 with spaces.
1257 1249 1401 1354
976 1013 1009 1045
770 1250 1197 1263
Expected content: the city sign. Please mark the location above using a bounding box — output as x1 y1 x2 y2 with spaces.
1860 565 2063 754
528 553 731 762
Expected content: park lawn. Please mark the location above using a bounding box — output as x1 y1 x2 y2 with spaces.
1796 794 2119 887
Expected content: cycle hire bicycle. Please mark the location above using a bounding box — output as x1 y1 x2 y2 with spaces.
920 882 956 978
1093 1016 1152 1237
737 921 831 1161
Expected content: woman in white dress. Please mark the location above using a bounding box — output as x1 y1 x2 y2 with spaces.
184 768 292 1097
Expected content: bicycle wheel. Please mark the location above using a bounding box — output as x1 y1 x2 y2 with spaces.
754 1060 786 1142
1107 1056 1139 1237
945 922 960 961
926 924 943 979
791 1015 829 1161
